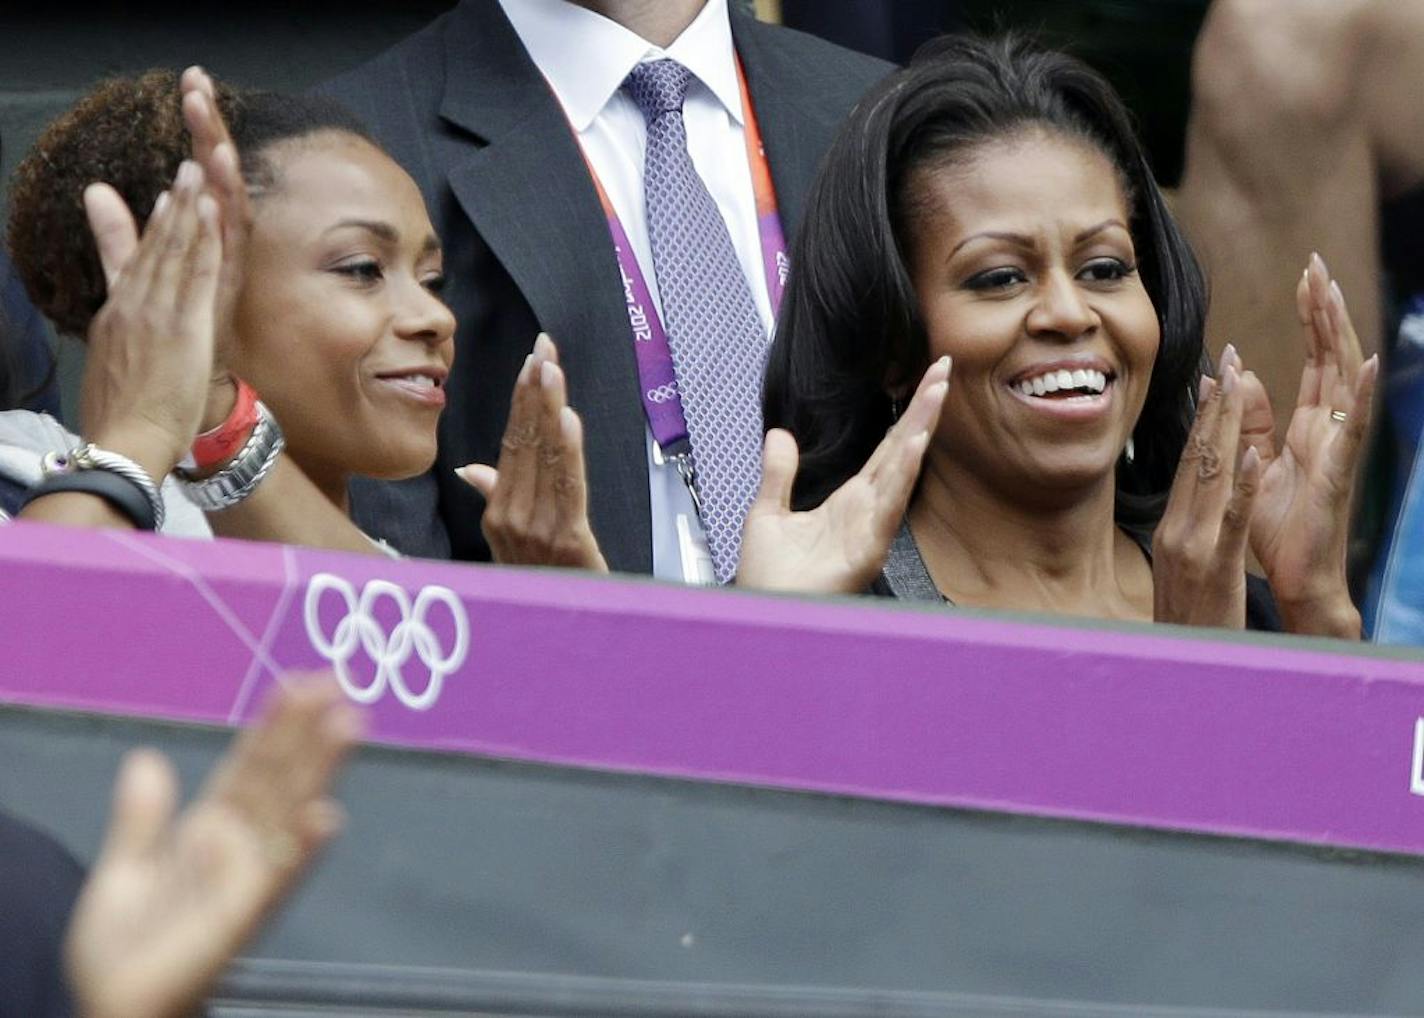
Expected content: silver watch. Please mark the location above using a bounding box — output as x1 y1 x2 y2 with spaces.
175 400 285 511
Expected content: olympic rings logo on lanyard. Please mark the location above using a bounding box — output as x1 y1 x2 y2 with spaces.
645 382 680 405
303 573 470 711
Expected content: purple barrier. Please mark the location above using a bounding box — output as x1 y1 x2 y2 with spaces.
2 521 1423 856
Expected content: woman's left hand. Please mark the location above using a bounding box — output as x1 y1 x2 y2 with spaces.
1240 253 1378 638
457 333 609 571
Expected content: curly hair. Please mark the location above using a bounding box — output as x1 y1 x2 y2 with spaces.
7 69 373 338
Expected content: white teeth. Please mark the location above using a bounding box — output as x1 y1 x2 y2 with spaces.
1015 368 1111 398
404 375 435 389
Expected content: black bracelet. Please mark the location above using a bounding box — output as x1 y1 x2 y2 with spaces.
19 469 159 531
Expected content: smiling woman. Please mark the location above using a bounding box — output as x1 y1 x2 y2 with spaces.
754 34 1376 638
5 70 456 535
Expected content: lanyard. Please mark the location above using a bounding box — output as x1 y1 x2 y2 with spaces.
578 60 788 500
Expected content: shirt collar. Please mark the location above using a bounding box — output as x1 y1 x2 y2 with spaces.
498 0 742 132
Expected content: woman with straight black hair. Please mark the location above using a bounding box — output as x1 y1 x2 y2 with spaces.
744 35 1376 636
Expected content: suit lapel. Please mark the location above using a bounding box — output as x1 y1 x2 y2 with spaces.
438 1 652 573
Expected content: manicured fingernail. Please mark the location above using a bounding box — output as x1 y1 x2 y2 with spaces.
1330 280 1345 305
539 359 557 388
1222 365 1238 393
1242 445 1260 472
152 190 171 217
1222 342 1237 370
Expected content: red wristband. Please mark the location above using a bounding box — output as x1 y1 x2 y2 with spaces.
191 378 259 471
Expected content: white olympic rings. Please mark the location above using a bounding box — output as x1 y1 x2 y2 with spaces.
303 572 469 711
645 383 680 405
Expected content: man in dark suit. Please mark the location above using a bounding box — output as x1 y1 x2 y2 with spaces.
321 0 890 577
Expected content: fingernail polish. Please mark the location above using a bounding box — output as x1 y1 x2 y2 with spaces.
539 359 557 387
1222 366 1238 394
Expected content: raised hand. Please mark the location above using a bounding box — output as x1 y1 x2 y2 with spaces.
1242 253 1377 638
65 675 362 1018
457 333 608 570
178 66 251 430
79 160 222 485
1153 347 1260 628
736 356 950 594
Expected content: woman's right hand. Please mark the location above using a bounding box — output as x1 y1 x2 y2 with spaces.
736 357 950 594
1152 346 1261 629
80 160 223 484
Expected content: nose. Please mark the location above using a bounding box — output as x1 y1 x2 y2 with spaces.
1025 269 1097 342
395 280 457 350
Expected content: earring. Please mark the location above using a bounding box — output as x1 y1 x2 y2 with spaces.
890 397 905 423
1124 436 1136 465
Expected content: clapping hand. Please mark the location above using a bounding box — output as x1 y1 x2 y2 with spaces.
178 66 253 431
736 356 951 593
457 333 609 570
78 160 222 487
1239 253 1377 637
1152 346 1261 628
65 675 362 1018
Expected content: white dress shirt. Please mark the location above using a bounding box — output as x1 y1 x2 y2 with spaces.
499 0 774 585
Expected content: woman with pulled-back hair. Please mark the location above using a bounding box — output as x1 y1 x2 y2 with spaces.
740 35 1376 637
5 68 602 561
6 68 455 546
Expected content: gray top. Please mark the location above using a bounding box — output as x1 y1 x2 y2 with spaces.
873 517 1283 631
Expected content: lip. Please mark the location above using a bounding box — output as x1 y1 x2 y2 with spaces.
372 367 448 408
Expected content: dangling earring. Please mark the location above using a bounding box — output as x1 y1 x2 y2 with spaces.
1124 436 1136 465
890 396 905 423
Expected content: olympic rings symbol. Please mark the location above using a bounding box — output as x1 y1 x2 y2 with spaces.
645 382 680 405
303 573 469 711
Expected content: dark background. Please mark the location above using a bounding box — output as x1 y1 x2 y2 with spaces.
0 0 1212 421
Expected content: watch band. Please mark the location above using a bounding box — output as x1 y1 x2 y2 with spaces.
187 377 259 472
176 400 285 511
21 466 160 530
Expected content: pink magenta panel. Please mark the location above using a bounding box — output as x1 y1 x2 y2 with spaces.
2 522 1423 854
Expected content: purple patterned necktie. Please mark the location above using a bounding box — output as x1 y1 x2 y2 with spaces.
623 58 770 584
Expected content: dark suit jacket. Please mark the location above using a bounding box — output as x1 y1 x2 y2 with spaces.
321 0 891 570
0 811 82 1018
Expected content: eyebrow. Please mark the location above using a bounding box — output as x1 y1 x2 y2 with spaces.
946 218 1130 260
325 218 442 256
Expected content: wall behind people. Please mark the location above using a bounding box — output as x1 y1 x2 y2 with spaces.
0 0 455 425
